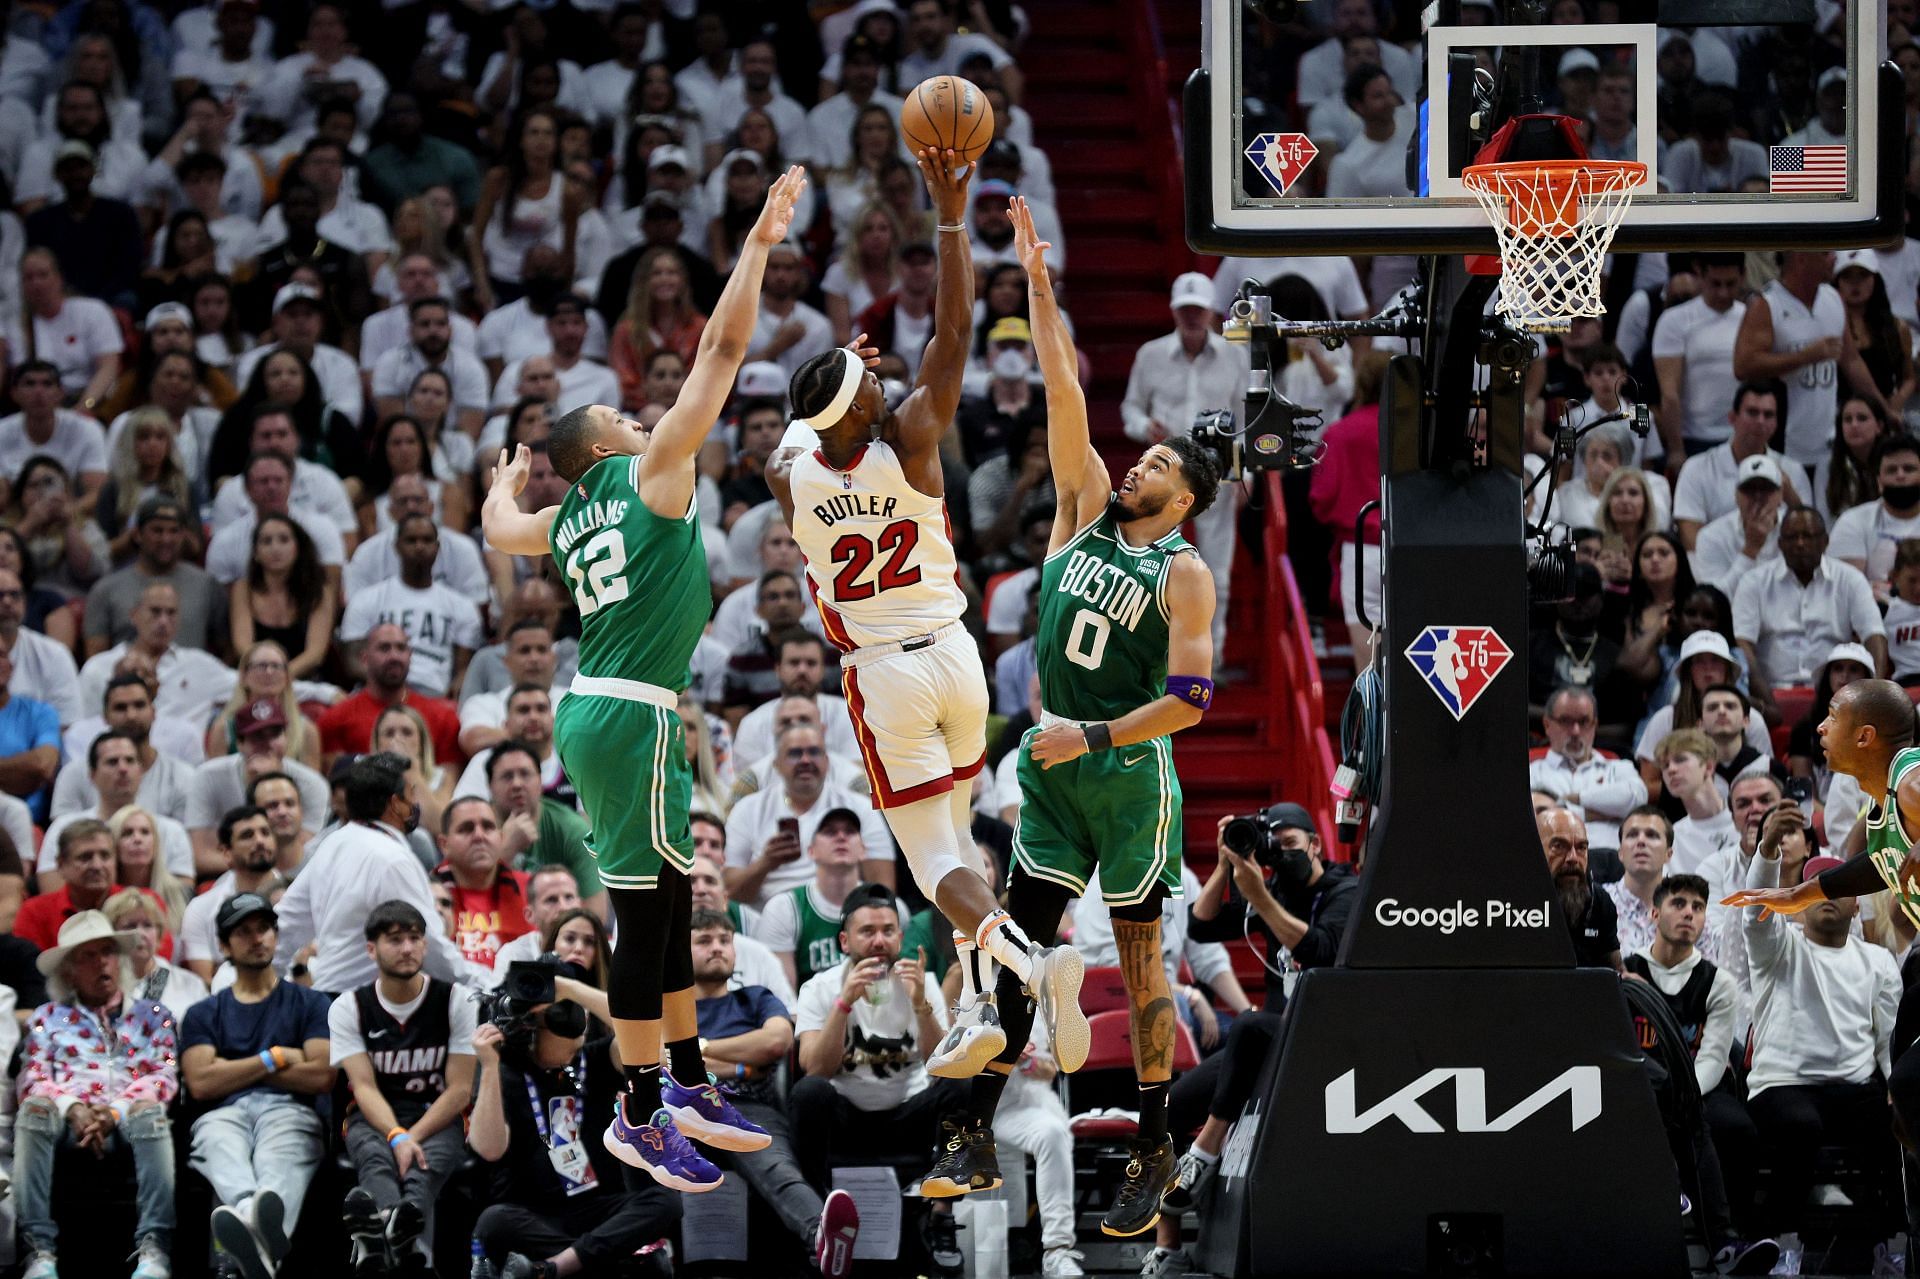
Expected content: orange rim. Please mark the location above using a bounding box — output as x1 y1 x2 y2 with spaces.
1462 159 1649 235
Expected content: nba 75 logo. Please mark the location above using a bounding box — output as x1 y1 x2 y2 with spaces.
1404 626 1512 721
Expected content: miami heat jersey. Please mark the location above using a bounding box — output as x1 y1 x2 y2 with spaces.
788 440 966 649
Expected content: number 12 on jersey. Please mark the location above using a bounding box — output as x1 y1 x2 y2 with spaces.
829 519 922 601
566 529 630 614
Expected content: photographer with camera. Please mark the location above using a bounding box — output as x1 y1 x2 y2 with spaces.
469 962 681 1279
332 900 478 1271
1144 803 1356 1278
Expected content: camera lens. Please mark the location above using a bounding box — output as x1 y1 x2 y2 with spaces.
1221 815 1264 857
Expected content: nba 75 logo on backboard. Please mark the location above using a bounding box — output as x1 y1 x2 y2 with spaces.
1244 133 1317 196
1405 627 1513 721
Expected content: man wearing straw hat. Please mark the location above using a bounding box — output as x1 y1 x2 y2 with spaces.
14 909 179 1279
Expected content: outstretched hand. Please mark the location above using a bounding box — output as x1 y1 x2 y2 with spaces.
490 445 531 500
914 147 972 223
1010 195 1050 279
846 331 882 370
1721 879 1825 920
750 165 809 247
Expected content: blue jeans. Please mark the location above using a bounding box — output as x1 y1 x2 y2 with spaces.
14 1096 175 1254
188 1092 326 1225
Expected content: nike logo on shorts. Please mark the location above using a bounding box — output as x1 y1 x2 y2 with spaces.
1121 752 1149 767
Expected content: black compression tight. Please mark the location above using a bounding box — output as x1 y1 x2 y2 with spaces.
606 866 694 1022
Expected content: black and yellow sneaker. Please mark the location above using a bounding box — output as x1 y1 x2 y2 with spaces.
1102 1136 1177 1237
920 1117 1003 1198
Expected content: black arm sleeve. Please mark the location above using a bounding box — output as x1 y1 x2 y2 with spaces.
1186 881 1248 944
1819 852 1891 901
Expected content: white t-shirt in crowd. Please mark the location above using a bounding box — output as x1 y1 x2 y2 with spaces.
1672 444 1811 529
339 578 485 697
1650 297 1746 446
209 458 356 536
205 506 346 583
1888 596 1920 680
1828 501 1920 588
0 410 106 483
1670 805 1739 878
6 298 124 394
793 958 946 1111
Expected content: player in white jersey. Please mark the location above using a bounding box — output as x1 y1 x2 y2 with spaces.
768 149 1088 1120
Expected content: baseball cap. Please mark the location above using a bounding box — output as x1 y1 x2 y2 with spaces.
1735 453 1783 489
816 806 864 832
736 361 787 399
1557 48 1601 76
648 144 691 172
1802 854 1846 884
900 239 936 260
641 190 682 217
973 179 1016 202
1678 630 1734 666
987 316 1032 344
135 496 188 529
329 752 362 785
216 892 278 941
1817 65 1847 92
53 139 94 167
720 148 766 174
144 301 193 331
546 294 586 318
235 697 288 738
839 881 899 928
1170 271 1213 312
1834 248 1881 278
1264 802 1318 835
1822 641 1876 674
272 282 322 314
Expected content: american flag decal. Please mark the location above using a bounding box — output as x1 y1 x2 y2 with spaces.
1769 145 1848 193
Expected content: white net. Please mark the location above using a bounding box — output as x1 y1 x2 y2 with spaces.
1461 161 1648 333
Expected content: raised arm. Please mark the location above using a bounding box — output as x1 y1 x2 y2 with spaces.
1015 195 1106 549
481 445 561 557
640 167 808 514
887 149 975 467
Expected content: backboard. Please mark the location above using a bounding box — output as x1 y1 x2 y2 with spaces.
1187 0 1901 256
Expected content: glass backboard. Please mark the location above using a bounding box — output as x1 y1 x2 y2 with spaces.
1187 0 1900 255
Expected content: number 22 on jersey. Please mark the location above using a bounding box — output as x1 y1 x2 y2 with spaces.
829 519 922 601
565 528 630 614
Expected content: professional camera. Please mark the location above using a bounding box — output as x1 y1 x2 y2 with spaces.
1221 808 1286 870
1192 404 1321 480
472 959 561 1039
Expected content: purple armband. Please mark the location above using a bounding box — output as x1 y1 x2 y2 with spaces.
1167 675 1215 711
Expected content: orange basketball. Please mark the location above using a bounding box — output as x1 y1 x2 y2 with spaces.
899 75 996 164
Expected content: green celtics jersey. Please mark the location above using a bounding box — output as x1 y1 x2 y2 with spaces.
785 885 846 988
549 455 708 691
1864 746 1920 923
1036 506 1194 722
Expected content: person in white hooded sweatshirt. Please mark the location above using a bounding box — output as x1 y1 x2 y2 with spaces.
1741 802 1901 1274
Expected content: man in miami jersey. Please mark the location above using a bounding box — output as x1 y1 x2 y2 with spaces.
766 148 1089 1148
1724 679 1920 1156
482 169 822 1212
921 197 1221 1228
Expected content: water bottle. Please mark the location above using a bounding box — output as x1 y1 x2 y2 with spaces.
469 1239 495 1279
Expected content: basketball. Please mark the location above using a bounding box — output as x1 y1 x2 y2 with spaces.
899 75 995 164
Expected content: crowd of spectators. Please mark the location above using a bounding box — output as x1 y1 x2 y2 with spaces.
0 0 1302 1277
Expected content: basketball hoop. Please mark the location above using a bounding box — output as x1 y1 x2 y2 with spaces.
1461 159 1648 333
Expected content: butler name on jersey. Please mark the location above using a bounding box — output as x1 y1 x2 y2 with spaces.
788 439 966 649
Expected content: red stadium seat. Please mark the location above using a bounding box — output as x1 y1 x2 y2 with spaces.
1079 966 1130 1014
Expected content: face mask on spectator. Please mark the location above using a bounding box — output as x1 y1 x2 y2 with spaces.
992 348 1031 380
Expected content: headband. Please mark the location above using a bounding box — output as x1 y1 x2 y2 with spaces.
796 347 863 431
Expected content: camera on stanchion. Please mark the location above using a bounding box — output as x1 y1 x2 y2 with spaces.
1192 403 1321 480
